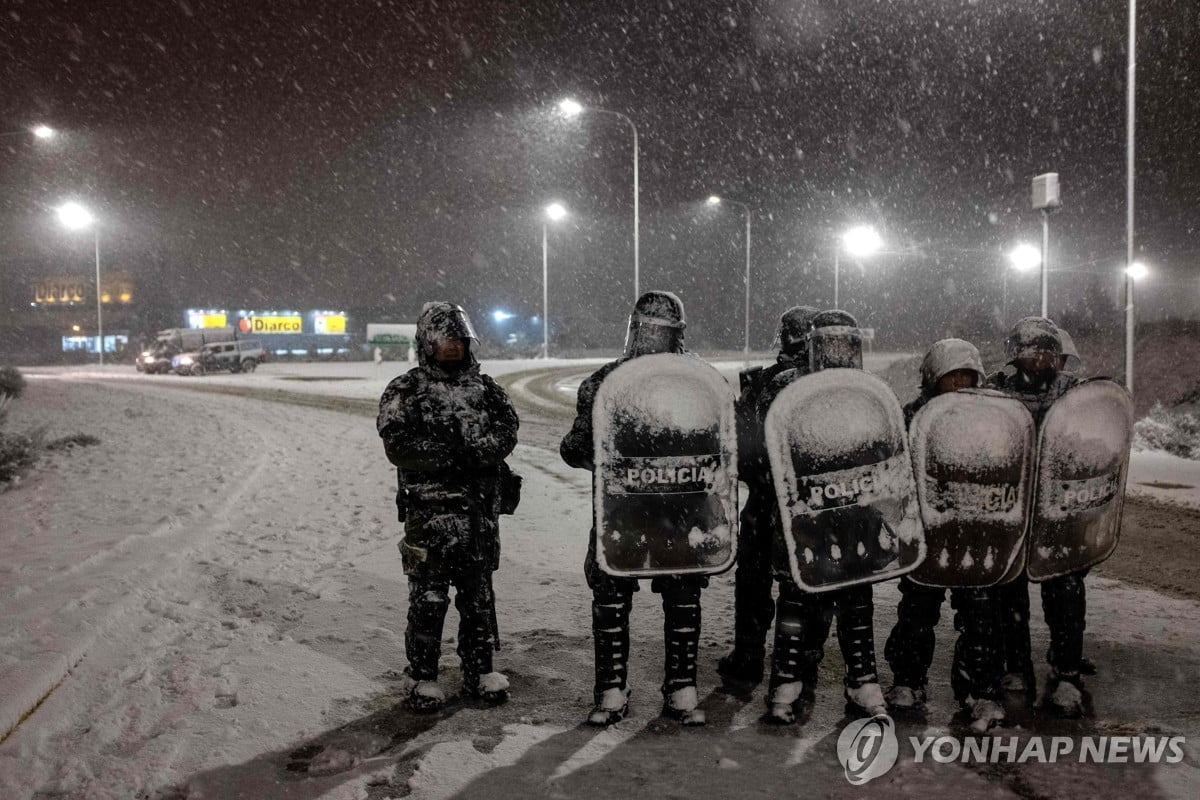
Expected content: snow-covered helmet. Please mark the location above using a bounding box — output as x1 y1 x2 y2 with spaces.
1003 316 1062 361
623 290 686 358
1057 327 1081 374
807 309 863 371
920 338 985 390
775 305 820 357
416 301 478 364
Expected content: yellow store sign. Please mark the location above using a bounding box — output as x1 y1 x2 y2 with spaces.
188 312 228 329
238 315 303 334
314 314 346 334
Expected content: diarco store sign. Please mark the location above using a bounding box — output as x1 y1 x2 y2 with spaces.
238 314 303 334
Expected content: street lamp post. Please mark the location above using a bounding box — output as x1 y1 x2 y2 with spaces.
56 202 102 366
1031 173 1062 317
1126 0 1138 395
1125 261 1147 393
558 98 639 300
835 225 883 309
542 202 568 359
706 195 752 358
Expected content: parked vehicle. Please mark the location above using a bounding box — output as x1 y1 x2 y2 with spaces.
172 340 266 376
138 327 237 374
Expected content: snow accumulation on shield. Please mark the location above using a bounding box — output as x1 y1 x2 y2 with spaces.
924 396 1031 478
600 356 728 435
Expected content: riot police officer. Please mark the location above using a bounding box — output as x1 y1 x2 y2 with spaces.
762 310 888 723
561 291 710 726
718 305 819 686
884 338 1006 728
377 302 519 712
989 317 1089 715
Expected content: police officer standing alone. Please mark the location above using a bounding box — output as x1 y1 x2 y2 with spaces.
377 302 519 712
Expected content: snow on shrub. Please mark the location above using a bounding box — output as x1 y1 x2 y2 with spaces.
1134 403 1200 460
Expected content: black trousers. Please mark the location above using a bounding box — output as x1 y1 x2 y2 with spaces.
586 537 708 703
996 570 1088 678
883 576 1003 702
406 570 496 684
769 579 876 691
729 495 777 657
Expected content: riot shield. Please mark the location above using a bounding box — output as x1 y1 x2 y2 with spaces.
1027 379 1133 581
764 368 925 592
592 354 738 577
909 390 1036 588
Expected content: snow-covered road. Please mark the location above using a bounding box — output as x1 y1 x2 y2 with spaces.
1 367 1199 799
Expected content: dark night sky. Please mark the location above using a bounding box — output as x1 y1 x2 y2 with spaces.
2 0 1197 347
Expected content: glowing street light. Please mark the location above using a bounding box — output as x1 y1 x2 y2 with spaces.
1 124 56 140
541 202 569 358
1001 243 1042 322
1008 243 1042 272
55 201 104 366
1125 261 1148 281
833 225 882 308
555 97 639 300
492 310 516 323
704 195 753 359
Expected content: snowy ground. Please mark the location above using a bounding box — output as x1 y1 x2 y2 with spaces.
1 362 1199 799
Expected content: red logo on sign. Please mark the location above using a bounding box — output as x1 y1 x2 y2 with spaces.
237 318 251 333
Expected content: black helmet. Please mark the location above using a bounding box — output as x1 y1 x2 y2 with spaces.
776 305 820 357
416 301 478 365
1004 316 1061 361
623 290 686 358
807 309 863 371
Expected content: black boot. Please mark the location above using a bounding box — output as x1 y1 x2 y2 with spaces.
661 581 705 725
456 576 507 705
405 579 451 712
588 589 632 726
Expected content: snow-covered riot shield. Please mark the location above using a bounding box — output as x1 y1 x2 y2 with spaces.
908 390 1036 588
592 354 738 577
764 369 925 592
1027 379 1133 581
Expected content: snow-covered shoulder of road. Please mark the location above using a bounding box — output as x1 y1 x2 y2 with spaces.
1127 449 1200 509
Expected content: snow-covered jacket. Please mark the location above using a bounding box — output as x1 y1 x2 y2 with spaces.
377 359 518 576
987 363 1079 425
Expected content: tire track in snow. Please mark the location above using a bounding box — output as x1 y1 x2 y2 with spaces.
0 382 278 745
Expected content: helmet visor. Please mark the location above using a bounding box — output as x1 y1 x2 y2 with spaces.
623 320 682 357
809 326 863 370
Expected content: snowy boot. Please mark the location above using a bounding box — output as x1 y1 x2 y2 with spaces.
965 696 1006 732
1043 670 1084 717
660 581 704 724
408 680 447 714
465 671 510 705
845 682 888 717
587 687 631 727
662 686 705 726
764 681 804 725
885 684 927 712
